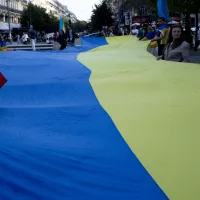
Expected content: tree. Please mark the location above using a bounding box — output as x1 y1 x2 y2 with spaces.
123 0 148 10
146 0 200 13
90 0 114 31
71 20 88 32
20 3 59 32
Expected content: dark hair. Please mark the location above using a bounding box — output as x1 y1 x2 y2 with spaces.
158 17 166 22
166 25 184 49
59 29 64 35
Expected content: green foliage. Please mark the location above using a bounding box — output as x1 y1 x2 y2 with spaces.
90 0 114 31
146 0 200 13
20 3 59 32
71 21 88 32
123 0 148 10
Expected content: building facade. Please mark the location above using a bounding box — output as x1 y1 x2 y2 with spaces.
107 0 154 26
0 0 27 25
31 0 77 22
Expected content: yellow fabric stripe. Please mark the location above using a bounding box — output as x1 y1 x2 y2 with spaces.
78 36 200 200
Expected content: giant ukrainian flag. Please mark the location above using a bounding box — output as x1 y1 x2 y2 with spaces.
0 36 200 200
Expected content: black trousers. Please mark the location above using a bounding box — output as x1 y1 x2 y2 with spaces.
158 44 165 56
60 44 66 50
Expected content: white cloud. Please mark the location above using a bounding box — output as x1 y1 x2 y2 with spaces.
60 0 101 21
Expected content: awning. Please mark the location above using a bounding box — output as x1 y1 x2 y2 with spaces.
0 22 9 30
0 22 21 30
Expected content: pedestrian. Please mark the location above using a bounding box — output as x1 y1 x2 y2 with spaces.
53 31 58 41
21 32 28 44
16 33 20 44
195 26 200 51
151 17 169 56
66 26 76 46
29 25 37 51
157 25 190 62
130 25 139 36
57 29 66 50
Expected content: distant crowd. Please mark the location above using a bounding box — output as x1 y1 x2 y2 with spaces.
100 17 200 63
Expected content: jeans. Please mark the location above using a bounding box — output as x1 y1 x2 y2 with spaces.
31 39 36 51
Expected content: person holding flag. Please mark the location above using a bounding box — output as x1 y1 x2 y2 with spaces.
54 17 67 50
151 17 169 56
148 0 170 56
57 29 67 50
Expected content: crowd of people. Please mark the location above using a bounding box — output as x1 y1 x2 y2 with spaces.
102 17 200 63
0 26 37 51
1 18 200 58
0 25 79 51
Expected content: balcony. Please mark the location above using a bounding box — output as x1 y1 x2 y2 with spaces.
0 4 23 14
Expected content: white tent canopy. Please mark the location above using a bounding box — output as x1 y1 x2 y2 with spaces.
0 22 21 30
0 22 9 30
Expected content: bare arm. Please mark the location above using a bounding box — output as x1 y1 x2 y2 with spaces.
151 31 164 42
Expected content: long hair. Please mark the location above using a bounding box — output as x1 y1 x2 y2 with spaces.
166 25 185 49
59 29 64 36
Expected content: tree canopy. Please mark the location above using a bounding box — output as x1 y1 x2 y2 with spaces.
90 0 114 31
20 3 59 32
71 20 88 32
21 4 88 33
146 0 200 14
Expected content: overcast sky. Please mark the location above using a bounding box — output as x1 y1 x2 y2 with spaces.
60 0 101 21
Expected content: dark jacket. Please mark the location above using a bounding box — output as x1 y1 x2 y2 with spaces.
57 35 66 50
66 30 77 43
29 30 36 39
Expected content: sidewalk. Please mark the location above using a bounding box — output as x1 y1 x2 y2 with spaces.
189 51 200 63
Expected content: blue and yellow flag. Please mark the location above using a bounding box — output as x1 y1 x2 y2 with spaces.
59 17 66 33
157 0 170 21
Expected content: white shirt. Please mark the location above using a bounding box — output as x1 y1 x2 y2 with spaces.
22 34 28 42
131 29 139 36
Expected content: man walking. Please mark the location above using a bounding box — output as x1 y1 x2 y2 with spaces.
29 25 37 51
66 26 76 46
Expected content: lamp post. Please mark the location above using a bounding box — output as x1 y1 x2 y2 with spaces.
68 14 71 26
29 0 34 27
6 0 11 43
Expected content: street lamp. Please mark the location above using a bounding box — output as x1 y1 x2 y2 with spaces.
29 0 34 27
6 0 11 43
68 14 71 26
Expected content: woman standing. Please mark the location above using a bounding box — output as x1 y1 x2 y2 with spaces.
158 25 190 62
57 29 66 50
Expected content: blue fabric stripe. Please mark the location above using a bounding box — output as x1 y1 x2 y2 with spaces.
0 38 168 200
